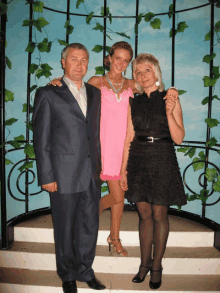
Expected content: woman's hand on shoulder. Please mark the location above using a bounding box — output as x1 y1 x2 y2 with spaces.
48 77 62 87
87 76 101 90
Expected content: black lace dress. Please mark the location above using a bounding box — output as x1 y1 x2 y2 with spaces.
125 90 187 206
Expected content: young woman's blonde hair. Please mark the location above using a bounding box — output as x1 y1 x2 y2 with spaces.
132 53 164 93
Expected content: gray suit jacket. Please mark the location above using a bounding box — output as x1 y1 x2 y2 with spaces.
33 78 101 194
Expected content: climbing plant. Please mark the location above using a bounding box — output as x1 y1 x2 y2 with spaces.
1 0 220 205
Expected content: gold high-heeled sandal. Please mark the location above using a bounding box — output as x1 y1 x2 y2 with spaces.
107 235 128 256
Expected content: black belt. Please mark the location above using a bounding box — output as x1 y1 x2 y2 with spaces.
135 136 172 143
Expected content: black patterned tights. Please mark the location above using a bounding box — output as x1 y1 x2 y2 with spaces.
136 202 169 283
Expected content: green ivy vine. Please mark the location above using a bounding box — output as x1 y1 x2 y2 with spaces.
1 0 220 205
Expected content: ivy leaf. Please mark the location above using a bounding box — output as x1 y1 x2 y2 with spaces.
215 21 220 30
106 46 111 54
213 176 220 192
205 168 218 182
150 18 161 30
33 1 44 13
169 28 177 38
192 157 204 171
14 135 25 142
137 13 143 25
5 158 14 165
203 76 217 87
116 32 131 39
93 23 104 32
95 66 105 75
22 19 35 27
22 103 34 113
187 193 199 201
58 39 68 46
101 6 110 16
205 118 219 128
26 122 33 132
177 147 189 153
24 144 35 159
29 63 38 74
204 31 211 41
66 24 74 35
109 13 112 24
178 90 187 95
30 85 38 93
0 3 7 17
101 185 109 193
92 45 103 53
5 56 12 69
206 137 217 148
213 95 220 101
41 63 53 71
212 66 220 79
176 21 188 33
25 42 36 54
86 12 94 24
198 151 206 161
6 118 18 126
203 53 216 64
202 96 210 105
35 68 52 79
37 38 52 53
185 147 196 158
5 89 14 102
7 141 21 149
18 161 34 172
199 189 209 203
76 0 84 9
144 12 155 22
34 17 49 32
168 4 173 19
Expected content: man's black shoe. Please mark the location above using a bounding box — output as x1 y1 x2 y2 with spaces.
86 277 106 290
62 280 77 293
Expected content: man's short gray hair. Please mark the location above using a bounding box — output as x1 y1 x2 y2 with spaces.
61 43 89 60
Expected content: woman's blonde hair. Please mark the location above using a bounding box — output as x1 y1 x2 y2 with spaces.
132 53 164 93
104 41 133 68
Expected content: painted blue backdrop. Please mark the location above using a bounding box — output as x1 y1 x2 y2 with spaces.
2 0 220 234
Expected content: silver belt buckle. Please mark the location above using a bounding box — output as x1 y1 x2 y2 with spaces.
148 136 154 143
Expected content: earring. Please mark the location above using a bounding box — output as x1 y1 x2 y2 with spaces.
156 81 160 86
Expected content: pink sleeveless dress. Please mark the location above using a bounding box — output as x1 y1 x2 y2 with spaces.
100 77 133 181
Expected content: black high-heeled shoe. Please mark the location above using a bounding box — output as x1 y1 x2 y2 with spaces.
132 264 152 283
149 268 163 289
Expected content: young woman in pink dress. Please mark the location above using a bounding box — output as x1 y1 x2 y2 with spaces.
49 42 178 257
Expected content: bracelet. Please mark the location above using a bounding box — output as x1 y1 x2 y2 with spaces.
169 86 178 93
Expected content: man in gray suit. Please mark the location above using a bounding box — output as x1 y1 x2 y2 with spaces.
33 43 105 293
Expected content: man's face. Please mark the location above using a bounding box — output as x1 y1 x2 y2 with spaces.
61 48 89 82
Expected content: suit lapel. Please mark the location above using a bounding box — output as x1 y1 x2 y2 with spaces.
57 78 86 120
85 83 94 120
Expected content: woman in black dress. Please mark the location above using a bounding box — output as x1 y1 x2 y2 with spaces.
120 53 186 289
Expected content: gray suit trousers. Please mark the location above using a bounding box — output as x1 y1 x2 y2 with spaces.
50 176 100 282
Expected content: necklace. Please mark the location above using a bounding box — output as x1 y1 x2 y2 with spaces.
106 72 125 102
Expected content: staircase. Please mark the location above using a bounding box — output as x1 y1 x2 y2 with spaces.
0 210 220 292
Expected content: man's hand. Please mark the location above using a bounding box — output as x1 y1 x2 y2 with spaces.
42 182 58 193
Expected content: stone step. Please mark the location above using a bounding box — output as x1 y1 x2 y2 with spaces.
0 268 220 292
14 211 214 247
1 242 220 274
